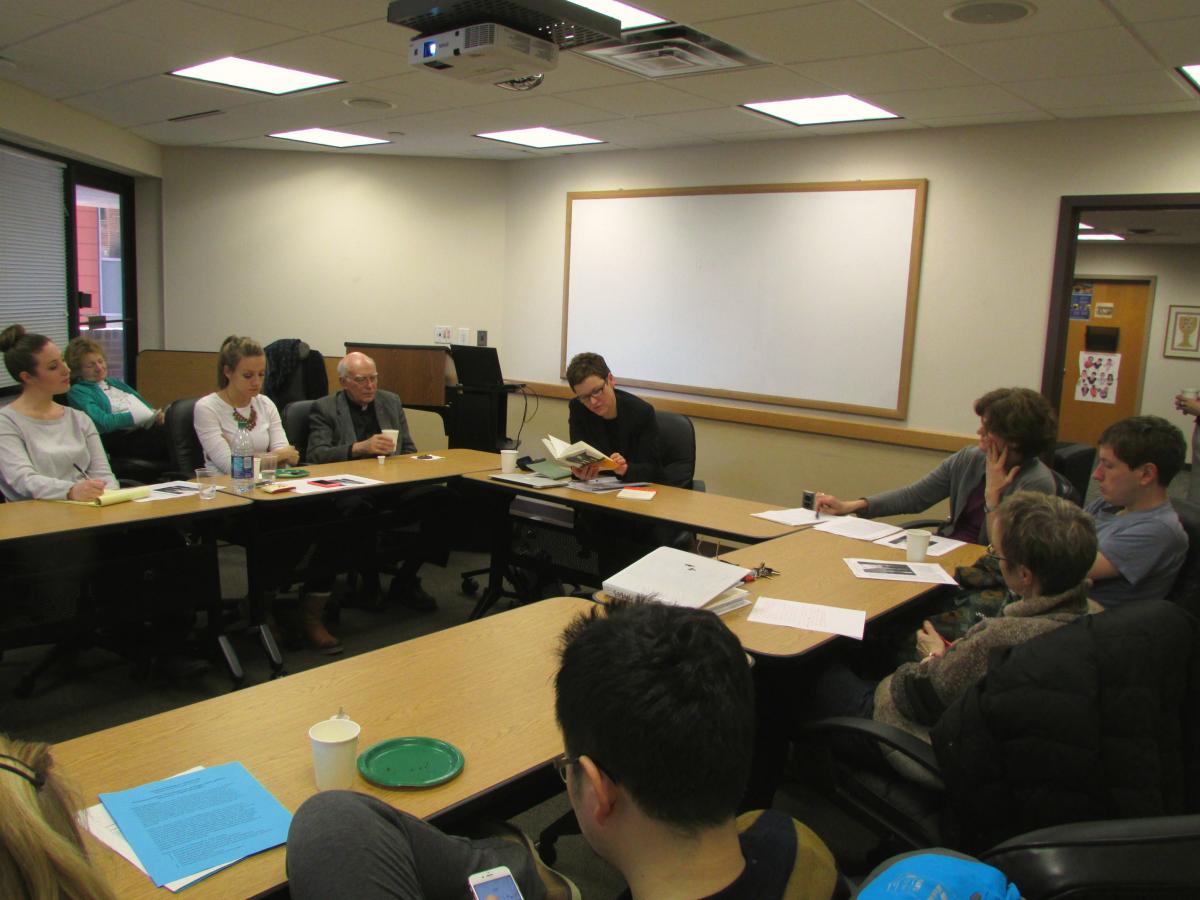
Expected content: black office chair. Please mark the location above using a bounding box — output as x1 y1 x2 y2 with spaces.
1168 497 1200 619
264 339 327 409
282 399 316 464
1051 441 1095 506
980 814 1200 899
163 397 205 478
656 410 701 490
799 600 1200 867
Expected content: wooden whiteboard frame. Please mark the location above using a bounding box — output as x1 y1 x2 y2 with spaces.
560 179 927 419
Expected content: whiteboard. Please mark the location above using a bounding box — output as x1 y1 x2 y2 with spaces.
562 181 926 418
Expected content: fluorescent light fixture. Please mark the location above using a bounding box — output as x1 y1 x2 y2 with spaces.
270 128 388 148
743 94 898 126
476 127 603 148
1077 233 1124 241
1180 64 1200 92
1078 222 1094 230
567 0 668 29
171 56 340 95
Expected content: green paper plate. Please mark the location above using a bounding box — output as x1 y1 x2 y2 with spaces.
273 468 309 478
357 737 464 788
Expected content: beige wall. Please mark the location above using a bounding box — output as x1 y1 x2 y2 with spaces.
1075 241 1200 453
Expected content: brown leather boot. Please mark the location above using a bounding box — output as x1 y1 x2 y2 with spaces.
300 591 343 655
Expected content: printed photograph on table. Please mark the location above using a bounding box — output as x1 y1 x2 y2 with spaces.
1164 305 1200 359
1075 351 1120 404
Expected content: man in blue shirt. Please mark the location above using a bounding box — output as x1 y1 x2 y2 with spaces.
1087 415 1187 607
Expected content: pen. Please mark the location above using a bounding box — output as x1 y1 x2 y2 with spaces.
73 463 88 480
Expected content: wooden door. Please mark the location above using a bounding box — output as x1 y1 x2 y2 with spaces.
1057 279 1153 445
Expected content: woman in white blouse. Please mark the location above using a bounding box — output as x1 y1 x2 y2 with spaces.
195 336 340 652
0 325 116 502
193 336 299 473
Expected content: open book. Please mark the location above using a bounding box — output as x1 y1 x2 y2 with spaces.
56 485 151 507
603 547 751 609
542 434 618 470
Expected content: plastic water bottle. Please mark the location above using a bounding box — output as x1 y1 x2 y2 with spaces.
230 421 254 495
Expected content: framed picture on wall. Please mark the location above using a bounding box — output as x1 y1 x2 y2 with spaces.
1165 305 1200 359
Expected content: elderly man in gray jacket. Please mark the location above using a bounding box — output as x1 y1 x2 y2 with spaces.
307 352 449 611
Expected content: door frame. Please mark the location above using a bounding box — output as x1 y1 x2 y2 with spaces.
1042 193 1200 409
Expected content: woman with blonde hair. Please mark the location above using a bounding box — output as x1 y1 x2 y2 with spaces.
65 334 167 463
0 734 116 900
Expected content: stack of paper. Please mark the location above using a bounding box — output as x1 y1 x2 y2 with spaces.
751 507 832 527
291 474 382 494
603 546 750 609
813 516 902 542
88 762 291 891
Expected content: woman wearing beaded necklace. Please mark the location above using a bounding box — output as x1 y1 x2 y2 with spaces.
193 335 299 473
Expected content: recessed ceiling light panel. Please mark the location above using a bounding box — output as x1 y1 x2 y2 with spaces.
566 1 667 30
171 57 341 95
476 126 603 148
743 95 899 126
1077 233 1124 241
270 128 388 148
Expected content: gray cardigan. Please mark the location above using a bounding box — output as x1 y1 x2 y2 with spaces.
306 390 417 464
864 445 1055 544
0 406 117 500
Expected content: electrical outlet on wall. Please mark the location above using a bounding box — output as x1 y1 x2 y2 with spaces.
457 327 470 345
433 325 452 344
476 330 488 347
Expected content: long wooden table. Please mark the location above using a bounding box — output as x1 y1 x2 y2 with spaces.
53 597 591 900
716 528 984 657
0 489 249 542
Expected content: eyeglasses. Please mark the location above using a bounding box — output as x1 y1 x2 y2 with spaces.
347 374 379 385
986 543 1007 562
576 382 607 404
552 752 579 783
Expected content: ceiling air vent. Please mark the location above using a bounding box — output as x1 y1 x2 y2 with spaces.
582 25 765 79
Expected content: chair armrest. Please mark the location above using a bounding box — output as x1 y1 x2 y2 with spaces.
801 716 942 779
692 479 707 493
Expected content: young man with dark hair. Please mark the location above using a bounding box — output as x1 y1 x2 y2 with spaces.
1087 415 1188 607
286 601 839 900
565 351 661 483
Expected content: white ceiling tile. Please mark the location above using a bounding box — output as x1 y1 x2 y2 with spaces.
863 0 1118 46
184 0 382 34
1052 100 1200 119
0 7 64 46
63 73 264 126
794 116 924 137
915 109 1054 128
945 27 1161 83
640 1 826 26
864 83 1038 118
458 95 619 131
562 115 704 148
1131 17 1200 67
667 64 829 104
790 48 984 93
1106 0 1200 23
245 35 410 84
9 0 127 20
643 104 793 135
699 1 924 65
364 71 529 109
558 81 721 115
324 20 418 53
1006 71 1194 111
85 0 303 53
539 52 642 93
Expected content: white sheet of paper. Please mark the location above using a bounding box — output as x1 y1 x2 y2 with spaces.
291 474 383 494
751 507 837 526
871 531 967 558
705 587 752 617
844 558 958 585
814 517 901 542
80 768 232 892
134 481 203 502
747 596 866 639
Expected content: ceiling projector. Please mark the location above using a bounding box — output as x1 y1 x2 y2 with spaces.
408 23 558 83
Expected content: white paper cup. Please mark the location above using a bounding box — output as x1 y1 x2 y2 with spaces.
1183 389 1198 400
500 449 518 473
906 529 932 562
309 717 361 790
377 455 387 466
381 429 400 453
194 467 218 500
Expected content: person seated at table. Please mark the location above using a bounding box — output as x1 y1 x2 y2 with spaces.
286 600 841 900
815 387 1058 545
195 336 342 653
65 335 168 463
0 733 117 900
0 325 116 501
565 351 661 483
1086 415 1187 608
306 351 451 611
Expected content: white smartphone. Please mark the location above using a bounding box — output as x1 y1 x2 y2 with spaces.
468 865 524 900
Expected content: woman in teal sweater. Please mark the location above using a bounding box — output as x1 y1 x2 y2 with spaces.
65 336 167 460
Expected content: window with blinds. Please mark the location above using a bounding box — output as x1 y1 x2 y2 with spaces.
0 145 68 389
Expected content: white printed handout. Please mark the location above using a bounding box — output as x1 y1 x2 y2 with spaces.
814 517 902 542
291 474 383 494
751 507 837 527
135 481 203 502
872 530 966 558
844 558 958 585
747 597 867 640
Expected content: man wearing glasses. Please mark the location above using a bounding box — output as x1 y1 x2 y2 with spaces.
565 351 660 484
286 599 840 899
307 351 447 611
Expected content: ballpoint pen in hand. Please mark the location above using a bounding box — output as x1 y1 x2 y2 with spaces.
73 463 88 480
